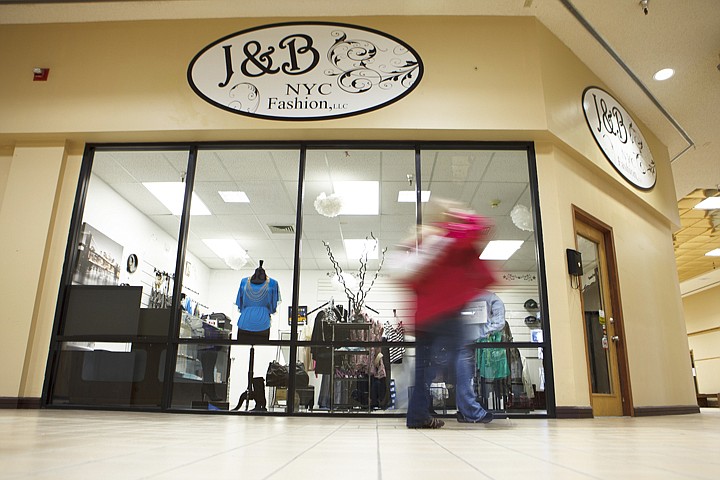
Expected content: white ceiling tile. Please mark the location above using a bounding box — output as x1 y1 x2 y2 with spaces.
148 214 182 239
105 150 188 182
482 151 531 182
470 182 528 216
421 150 493 183
211 149 285 181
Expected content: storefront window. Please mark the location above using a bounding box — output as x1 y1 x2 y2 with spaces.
49 149 190 407
300 148 417 414
420 149 545 414
173 148 300 411
48 142 548 416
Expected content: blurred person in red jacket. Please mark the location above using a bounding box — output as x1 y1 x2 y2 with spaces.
391 199 496 428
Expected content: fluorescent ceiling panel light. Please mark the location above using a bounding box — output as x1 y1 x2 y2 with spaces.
203 239 248 259
479 240 524 260
143 182 210 215
333 181 379 215
397 190 431 202
705 248 720 257
653 68 675 81
218 191 250 203
694 197 720 210
344 238 379 260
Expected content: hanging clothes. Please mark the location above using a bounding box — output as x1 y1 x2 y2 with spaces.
368 319 386 379
477 330 510 380
383 320 405 364
310 307 341 374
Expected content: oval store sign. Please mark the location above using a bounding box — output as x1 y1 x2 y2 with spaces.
188 22 423 121
582 87 656 190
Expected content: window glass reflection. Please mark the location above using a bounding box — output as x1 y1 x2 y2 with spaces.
50 341 165 408
52 143 547 417
301 149 416 413
177 149 300 411
420 150 540 344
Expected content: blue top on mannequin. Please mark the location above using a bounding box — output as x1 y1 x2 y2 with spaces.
235 263 280 332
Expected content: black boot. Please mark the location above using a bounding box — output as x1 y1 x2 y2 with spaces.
251 377 267 411
232 390 248 411
201 383 223 402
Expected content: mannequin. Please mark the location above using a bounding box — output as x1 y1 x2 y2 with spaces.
232 260 281 411
472 292 509 410
235 260 280 343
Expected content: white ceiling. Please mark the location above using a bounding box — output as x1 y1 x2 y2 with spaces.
91 147 537 274
2 0 719 283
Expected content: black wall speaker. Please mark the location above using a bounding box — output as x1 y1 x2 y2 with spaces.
566 248 583 276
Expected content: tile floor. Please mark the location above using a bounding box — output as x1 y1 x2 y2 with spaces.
1 408 718 479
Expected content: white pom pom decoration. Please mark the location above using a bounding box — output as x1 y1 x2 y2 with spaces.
224 253 249 270
510 204 534 232
314 192 343 217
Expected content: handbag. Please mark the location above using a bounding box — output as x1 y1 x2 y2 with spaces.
266 361 289 387
265 361 310 388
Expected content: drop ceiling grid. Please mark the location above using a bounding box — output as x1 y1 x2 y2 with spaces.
110 151 188 183
674 189 720 282
421 152 492 184
91 154 138 185
111 182 172 216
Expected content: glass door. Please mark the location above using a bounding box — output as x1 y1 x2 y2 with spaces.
576 220 623 416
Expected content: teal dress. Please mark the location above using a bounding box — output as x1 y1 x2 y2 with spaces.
477 330 510 379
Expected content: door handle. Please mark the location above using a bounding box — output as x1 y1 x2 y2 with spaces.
611 335 619 342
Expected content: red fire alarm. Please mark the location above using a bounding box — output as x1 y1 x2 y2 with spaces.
33 68 50 81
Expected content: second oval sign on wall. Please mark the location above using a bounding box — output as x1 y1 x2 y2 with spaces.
582 87 656 190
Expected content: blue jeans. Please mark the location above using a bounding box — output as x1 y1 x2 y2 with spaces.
407 313 488 426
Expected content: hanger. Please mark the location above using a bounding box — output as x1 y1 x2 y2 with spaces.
308 300 331 315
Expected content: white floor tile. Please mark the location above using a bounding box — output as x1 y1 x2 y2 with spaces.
0 409 718 480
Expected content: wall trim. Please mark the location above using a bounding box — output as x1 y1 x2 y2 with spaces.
633 405 700 416
0 397 42 409
555 406 594 418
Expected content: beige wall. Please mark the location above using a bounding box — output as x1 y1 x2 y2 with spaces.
0 147 12 210
0 17 547 140
0 144 68 398
537 143 695 409
0 16 696 411
684 285 720 393
533 21 678 227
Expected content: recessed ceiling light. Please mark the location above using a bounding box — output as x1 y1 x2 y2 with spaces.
219 191 250 203
344 238 379 260
479 240 524 260
143 182 210 215
203 239 247 258
653 68 675 81
694 197 720 210
333 181 379 215
706 248 720 257
398 190 431 202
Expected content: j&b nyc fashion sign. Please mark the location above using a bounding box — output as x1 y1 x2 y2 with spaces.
188 22 423 121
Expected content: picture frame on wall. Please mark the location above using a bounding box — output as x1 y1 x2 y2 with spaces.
72 222 123 286
288 305 307 326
